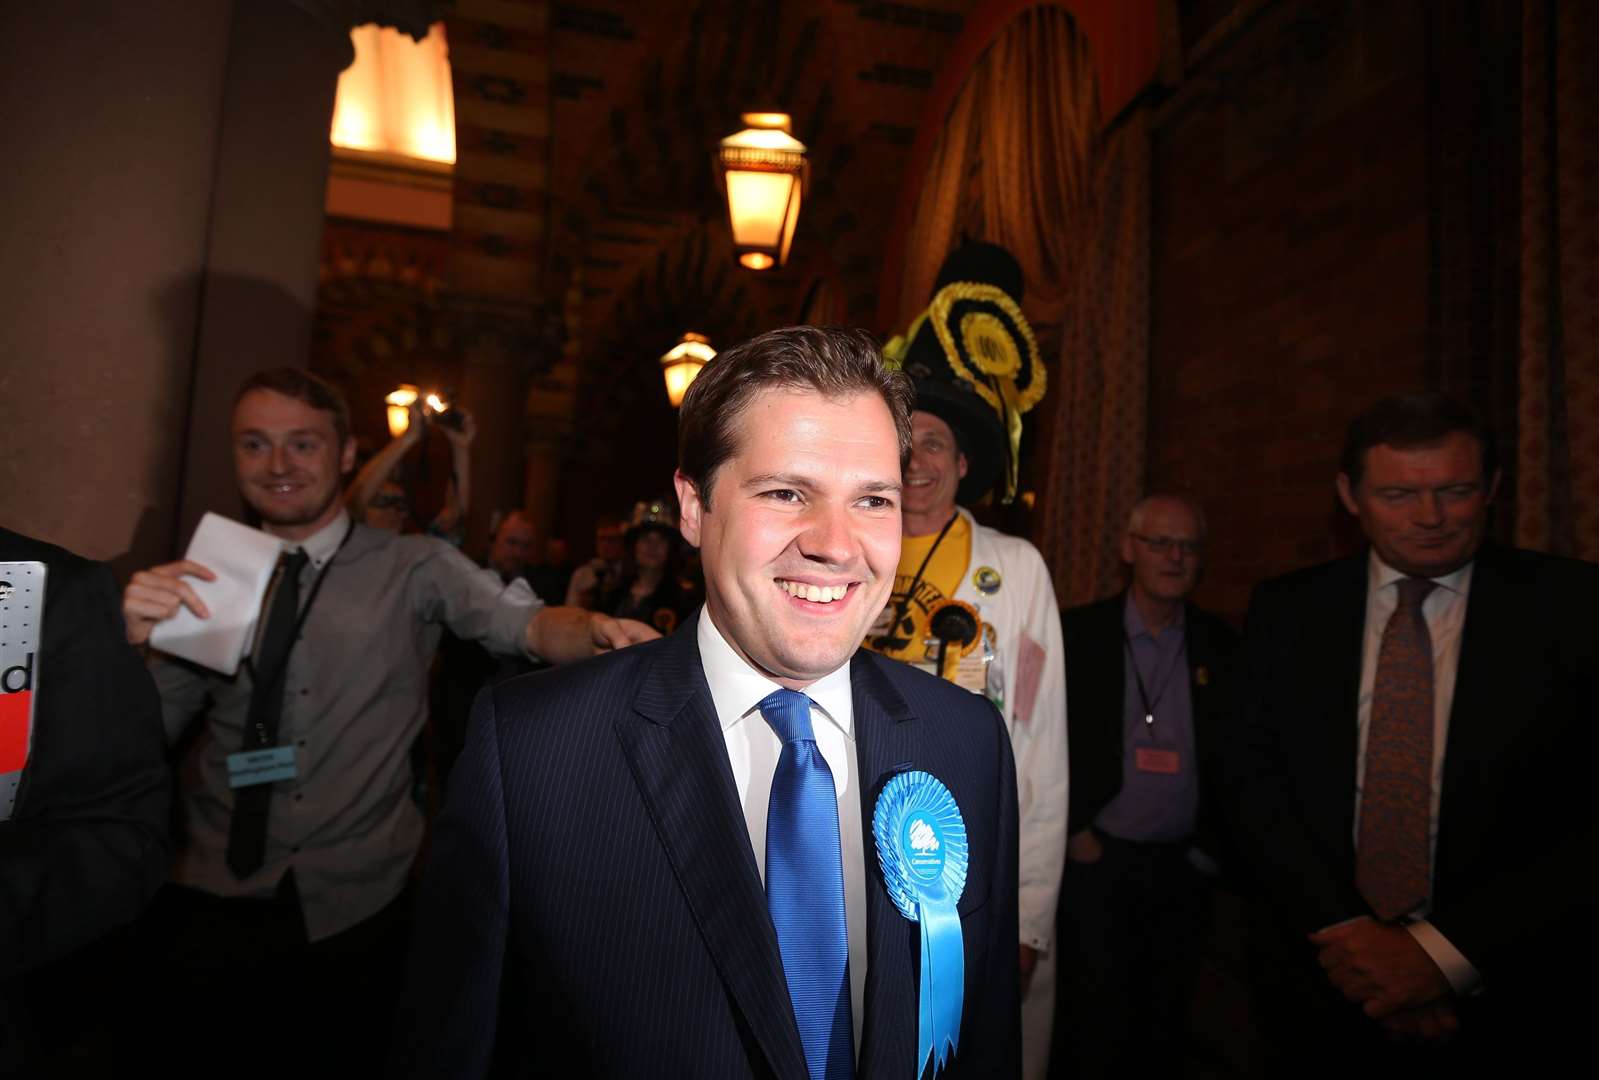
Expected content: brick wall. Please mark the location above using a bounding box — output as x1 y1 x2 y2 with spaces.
1146 2 1431 621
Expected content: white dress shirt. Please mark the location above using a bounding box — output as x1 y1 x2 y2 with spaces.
1353 551 1480 993
697 608 867 1056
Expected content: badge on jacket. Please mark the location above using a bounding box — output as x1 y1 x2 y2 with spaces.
971 566 1002 595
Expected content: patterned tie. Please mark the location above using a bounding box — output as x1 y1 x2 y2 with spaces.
226 548 309 880
1356 576 1437 921
760 689 855 1080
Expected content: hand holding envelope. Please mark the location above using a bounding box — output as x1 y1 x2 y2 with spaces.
126 514 285 675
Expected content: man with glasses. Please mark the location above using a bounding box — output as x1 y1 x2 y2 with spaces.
1050 494 1238 1078
868 243 1067 1079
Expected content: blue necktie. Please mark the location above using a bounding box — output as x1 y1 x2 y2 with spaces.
760 688 855 1080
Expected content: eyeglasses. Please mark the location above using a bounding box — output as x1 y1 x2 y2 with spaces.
1131 533 1204 556
369 494 410 512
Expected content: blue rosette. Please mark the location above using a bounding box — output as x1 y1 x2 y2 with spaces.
873 770 969 1078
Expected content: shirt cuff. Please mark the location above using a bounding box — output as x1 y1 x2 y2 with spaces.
1018 915 1053 953
1405 919 1482 996
485 578 543 660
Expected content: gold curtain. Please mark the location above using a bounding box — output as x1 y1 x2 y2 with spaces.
1035 111 1150 606
893 4 1149 606
1517 0 1599 559
893 7 1097 331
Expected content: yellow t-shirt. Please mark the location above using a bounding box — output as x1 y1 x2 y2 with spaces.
865 513 972 663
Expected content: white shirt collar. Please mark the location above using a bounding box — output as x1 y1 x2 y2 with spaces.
696 605 854 741
1367 547 1474 598
288 508 352 571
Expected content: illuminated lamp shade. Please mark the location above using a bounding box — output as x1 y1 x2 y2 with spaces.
385 384 419 438
717 113 808 270
661 333 717 408
330 23 455 164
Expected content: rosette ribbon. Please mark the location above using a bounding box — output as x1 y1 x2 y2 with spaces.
873 770 969 1078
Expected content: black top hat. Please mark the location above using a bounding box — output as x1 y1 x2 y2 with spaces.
885 242 1046 505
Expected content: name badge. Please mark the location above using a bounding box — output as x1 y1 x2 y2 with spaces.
226 746 297 788
1134 748 1180 775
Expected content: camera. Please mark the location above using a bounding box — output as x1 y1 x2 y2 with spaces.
431 407 466 432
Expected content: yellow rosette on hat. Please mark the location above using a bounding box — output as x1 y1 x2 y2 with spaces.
886 243 1046 505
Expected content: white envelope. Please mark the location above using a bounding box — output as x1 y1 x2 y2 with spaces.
149 513 284 676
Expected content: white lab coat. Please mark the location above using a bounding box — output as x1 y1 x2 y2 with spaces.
950 509 1068 1080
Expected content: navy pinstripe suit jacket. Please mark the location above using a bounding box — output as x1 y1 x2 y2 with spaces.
391 611 1021 1078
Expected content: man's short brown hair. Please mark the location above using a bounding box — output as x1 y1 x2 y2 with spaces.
677 326 914 508
234 367 352 445
1340 391 1497 487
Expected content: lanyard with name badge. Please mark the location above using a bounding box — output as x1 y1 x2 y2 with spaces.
1123 628 1184 775
871 511 959 654
226 521 354 789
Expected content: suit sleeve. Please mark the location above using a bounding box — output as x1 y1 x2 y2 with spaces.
1224 583 1365 933
1427 566 1599 981
1009 544 1067 952
1428 821 1599 981
389 685 512 1079
0 559 170 977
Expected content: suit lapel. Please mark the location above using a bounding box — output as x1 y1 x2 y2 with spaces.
1312 557 1369 847
1184 603 1217 752
850 651 919 1080
616 617 809 1080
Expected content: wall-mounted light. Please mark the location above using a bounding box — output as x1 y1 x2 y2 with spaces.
661 333 716 408
386 384 419 438
717 113 808 270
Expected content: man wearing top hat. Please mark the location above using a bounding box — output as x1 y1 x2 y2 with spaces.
870 243 1069 1080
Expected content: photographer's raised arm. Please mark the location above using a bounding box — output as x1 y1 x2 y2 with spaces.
347 401 423 520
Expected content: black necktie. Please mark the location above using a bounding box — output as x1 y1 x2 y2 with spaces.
226 548 309 880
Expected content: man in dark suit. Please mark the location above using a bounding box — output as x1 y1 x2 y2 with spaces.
1229 392 1599 1073
1050 495 1237 1078
0 528 169 1068
392 327 1021 1079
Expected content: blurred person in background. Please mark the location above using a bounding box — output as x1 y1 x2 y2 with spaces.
599 500 699 634
1052 494 1238 1078
348 399 476 546
565 517 626 609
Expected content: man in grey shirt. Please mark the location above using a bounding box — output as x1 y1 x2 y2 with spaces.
120 367 655 1074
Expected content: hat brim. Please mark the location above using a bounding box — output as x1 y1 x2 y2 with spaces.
624 521 680 548
913 382 1005 506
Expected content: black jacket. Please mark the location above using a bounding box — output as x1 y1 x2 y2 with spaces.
1060 590 1239 861
391 613 1021 1078
0 529 170 1063
1228 544 1599 1021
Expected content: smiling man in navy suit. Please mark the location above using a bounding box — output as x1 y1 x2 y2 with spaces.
391 326 1020 1079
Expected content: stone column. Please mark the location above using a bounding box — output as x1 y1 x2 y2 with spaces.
172 0 360 548
0 3 235 569
445 0 561 550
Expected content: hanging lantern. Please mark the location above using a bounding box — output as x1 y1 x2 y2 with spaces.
661 333 716 408
385 384 419 438
717 113 808 270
